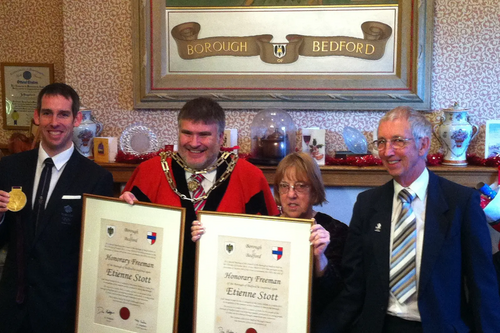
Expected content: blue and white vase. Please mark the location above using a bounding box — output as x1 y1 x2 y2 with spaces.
73 108 101 158
434 103 478 166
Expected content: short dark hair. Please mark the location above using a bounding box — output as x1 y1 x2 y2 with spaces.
273 152 327 207
178 97 225 134
36 83 80 117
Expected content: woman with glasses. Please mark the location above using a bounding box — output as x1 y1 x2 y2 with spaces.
191 152 348 326
273 152 348 328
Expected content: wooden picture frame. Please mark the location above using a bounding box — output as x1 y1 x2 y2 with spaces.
76 195 185 333
1 62 54 129
132 0 433 110
194 211 313 332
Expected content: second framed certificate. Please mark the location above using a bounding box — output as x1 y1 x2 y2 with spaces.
1 62 53 129
195 212 313 333
76 195 185 333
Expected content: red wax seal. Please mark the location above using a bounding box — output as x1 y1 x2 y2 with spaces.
120 307 130 320
246 329 257 333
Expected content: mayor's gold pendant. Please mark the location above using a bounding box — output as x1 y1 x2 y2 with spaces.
7 187 27 212
187 180 200 192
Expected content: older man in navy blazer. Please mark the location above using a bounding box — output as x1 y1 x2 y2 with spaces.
0 83 113 333
317 107 500 333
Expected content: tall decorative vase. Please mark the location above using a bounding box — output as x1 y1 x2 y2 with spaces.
434 103 478 166
73 109 102 158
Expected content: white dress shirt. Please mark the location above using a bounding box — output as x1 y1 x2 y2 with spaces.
32 144 74 208
185 169 217 200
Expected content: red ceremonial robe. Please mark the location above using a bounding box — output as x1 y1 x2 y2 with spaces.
123 154 279 332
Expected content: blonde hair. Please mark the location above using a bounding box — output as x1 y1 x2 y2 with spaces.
273 152 327 207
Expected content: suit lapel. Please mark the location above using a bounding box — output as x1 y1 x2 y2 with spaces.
34 150 82 241
418 172 449 295
371 182 394 286
20 149 38 213
19 149 38 246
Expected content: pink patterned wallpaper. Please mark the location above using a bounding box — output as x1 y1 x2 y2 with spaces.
1 0 499 158
0 0 66 142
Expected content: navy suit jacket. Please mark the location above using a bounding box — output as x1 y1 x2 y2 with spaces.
317 171 500 333
0 148 113 333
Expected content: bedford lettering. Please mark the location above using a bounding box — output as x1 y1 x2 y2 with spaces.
312 40 375 55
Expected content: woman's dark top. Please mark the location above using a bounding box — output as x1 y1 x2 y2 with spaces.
311 212 349 329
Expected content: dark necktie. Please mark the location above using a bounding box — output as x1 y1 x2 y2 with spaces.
191 174 206 213
389 188 417 303
33 158 54 230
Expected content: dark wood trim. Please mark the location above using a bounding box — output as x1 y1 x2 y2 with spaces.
97 162 498 188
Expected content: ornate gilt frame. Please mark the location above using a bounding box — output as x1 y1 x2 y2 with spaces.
132 0 433 110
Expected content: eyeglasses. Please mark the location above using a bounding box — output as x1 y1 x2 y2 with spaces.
278 182 310 194
371 137 414 151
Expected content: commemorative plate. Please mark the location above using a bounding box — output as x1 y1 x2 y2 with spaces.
119 123 160 156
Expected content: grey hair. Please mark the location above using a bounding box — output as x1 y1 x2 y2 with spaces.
379 106 432 151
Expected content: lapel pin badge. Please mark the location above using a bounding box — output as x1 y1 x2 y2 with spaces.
374 223 382 232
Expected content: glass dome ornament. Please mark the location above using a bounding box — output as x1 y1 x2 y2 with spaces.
249 109 296 165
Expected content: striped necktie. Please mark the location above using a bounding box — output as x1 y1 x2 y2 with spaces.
191 174 206 213
389 188 417 303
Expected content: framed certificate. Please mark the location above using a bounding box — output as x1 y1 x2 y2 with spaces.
195 211 313 333
76 195 186 333
1 62 54 129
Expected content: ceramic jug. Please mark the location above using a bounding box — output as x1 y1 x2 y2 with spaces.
73 108 103 158
434 103 478 166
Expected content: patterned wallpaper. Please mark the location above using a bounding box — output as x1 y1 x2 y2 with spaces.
0 0 66 142
1 0 499 158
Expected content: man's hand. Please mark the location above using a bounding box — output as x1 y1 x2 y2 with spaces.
119 191 138 205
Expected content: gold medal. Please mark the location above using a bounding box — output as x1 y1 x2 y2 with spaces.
7 186 27 212
187 180 200 192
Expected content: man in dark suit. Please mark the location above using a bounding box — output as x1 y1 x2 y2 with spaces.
0 83 114 333
317 106 500 333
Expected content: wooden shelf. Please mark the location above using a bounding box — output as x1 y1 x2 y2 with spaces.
97 162 498 188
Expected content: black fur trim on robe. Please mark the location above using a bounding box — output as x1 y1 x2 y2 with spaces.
245 190 269 215
170 156 232 333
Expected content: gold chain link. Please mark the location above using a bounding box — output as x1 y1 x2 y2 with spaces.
160 151 238 203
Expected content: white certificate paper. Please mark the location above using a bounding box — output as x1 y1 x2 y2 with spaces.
195 212 313 333
215 236 290 331
94 219 163 331
77 195 185 333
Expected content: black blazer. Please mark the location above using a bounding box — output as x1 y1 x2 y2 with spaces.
0 148 114 333
317 171 500 333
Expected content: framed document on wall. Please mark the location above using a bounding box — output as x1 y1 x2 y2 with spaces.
132 0 434 110
195 211 313 333
1 63 53 130
76 195 185 333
